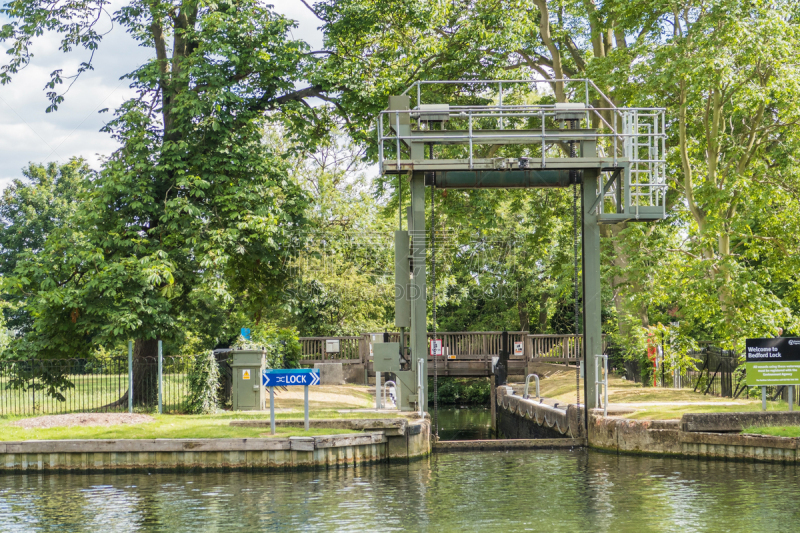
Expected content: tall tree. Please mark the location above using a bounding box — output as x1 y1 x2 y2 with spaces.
0 1 328 401
0 159 90 334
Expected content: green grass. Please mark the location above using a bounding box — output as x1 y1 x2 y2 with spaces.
742 425 800 438
0 410 396 441
624 401 795 420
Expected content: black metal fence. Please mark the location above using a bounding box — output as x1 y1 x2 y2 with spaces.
624 346 747 398
0 355 198 417
688 348 739 397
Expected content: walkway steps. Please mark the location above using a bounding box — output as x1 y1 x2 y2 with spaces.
433 438 586 453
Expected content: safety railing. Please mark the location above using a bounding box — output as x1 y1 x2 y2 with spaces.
595 354 609 417
379 79 667 213
524 373 540 400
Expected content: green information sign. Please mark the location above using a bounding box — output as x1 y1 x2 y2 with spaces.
745 338 800 386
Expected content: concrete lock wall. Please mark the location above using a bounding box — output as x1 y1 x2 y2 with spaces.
495 386 584 440
496 386 800 463
588 413 800 462
313 363 345 385
0 419 431 472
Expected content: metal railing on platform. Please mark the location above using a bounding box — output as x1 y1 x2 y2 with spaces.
299 332 600 372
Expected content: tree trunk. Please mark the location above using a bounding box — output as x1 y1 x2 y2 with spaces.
132 338 159 407
97 337 159 410
517 299 530 332
537 293 549 333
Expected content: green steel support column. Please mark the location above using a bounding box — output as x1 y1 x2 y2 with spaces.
410 171 428 413
582 169 601 414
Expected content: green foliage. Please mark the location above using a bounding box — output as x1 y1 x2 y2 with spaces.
237 324 302 370
0 1 319 373
0 159 90 334
428 377 490 405
185 351 220 415
3 0 800 361
268 130 395 336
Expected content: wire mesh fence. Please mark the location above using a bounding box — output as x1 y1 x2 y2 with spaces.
0 355 200 417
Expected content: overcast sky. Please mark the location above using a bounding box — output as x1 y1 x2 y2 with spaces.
0 0 323 189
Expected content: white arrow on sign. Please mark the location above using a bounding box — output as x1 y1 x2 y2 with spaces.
262 373 270 386
311 371 320 386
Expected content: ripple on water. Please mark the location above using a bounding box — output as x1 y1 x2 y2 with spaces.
1 450 800 532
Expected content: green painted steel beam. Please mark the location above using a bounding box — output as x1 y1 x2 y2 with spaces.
429 170 577 189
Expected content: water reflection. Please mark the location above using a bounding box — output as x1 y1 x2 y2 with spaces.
1 451 799 531
435 407 492 440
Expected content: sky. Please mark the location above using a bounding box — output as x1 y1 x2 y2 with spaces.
0 0 324 190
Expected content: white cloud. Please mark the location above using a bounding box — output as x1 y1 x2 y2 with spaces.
0 0 325 189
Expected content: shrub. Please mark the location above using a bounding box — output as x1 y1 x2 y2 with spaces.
428 377 490 405
186 351 220 414
234 324 302 369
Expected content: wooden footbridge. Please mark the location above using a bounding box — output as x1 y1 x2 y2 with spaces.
299 332 599 378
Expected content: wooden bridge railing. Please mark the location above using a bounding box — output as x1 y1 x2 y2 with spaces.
299 336 363 363
299 332 605 366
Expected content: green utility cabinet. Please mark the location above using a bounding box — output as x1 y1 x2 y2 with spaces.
231 349 266 411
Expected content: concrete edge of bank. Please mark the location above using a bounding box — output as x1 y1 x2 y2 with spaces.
589 414 800 462
496 386 800 463
0 419 431 473
434 438 586 452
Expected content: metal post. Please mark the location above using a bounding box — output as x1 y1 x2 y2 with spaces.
270 386 275 435
128 341 133 413
468 111 473 169
376 371 382 409
498 82 504 130
410 172 427 412
490 375 496 435
417 357 424 417
304 385 310 430
603 355 609 417
583 170 601 416
157 339 163 415
762 386 767 411
540 110 546 168
790 386 794 412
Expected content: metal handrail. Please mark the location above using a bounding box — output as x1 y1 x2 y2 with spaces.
523 374 540 400
594 354 609 417
401 78 619 112
383 380 397 409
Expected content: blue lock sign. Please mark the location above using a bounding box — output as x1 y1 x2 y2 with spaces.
263 369 320 435
262 369 320 387
240 327 251 340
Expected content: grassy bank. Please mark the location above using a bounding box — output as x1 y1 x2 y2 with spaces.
0 412 371 441
742 425 800 438
0 384 397 441
513 364 793 420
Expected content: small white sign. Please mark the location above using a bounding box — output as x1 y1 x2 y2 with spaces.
430 339 443 356
514 341 524 356
242 369 251 380
326 339 340 353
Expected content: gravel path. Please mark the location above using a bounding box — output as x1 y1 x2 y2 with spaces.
12 413 154 429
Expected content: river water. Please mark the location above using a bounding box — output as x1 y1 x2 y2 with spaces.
435 406 492 440
2 408 799 531
2 449 800 531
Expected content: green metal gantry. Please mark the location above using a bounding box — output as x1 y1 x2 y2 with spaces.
378 79 667 414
